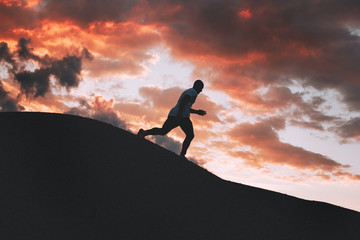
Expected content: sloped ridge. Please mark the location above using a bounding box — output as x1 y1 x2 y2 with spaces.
0 112 359 240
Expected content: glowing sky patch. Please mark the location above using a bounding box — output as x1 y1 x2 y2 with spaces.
238 9 252 19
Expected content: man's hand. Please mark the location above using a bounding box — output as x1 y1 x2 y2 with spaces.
197 109 206 116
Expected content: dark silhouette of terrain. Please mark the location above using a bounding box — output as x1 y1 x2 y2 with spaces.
0 112 359 240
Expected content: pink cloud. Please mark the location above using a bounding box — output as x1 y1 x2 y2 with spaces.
226 119 358 180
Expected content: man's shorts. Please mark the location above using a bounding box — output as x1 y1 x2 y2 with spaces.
163 116 194 136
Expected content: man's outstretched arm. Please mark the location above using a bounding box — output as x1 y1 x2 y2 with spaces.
177 94 207 117
190 108 206 116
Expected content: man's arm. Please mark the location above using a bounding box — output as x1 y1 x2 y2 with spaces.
177 94 207 117
177 94 191 118
190 108 206 116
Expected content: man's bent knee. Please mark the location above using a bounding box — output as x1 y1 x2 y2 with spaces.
186 133 194 140
159 128 170 136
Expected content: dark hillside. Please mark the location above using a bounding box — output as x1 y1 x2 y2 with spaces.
0 112 359 240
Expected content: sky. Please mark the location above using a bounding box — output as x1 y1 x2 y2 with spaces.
1 0 360 211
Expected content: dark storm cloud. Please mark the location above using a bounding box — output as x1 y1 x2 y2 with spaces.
332 117 360 141
81 48 94 61
0 42 15 64
135 0 360 111
14 54 85 97
50 55 82 89
39 0 141 25
0 81 23 112
5 0 359 111
339 85 360 111
16 38 41 62
15 68 51 97
0 1 37 35
2 38 93 98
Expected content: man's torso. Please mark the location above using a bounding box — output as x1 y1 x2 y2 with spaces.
169 88 198 118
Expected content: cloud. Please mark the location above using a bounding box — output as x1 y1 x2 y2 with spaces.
81 47 94 61
339 85 360 111
226 119 356 179
15 68 51 97
38 0 140 26
91 96 127 129
7 0 358 114
7 20 161 78
16 37 41 62
92 110 126 129
289 120 324 131
0 81 23 111
66 96 127 129
139 86 182 110
85 57 146 77
230 86 338 130
333 170 360 181
127 0 360 113
1 38 93 98
0 42 15 65
150 135 181 154
332 117 360 142
114 101 163 124
0 1 37 36
188 156 208 168
50 55 83 89
2 1 360 112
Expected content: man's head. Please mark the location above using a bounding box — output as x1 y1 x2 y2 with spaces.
193 79 204 94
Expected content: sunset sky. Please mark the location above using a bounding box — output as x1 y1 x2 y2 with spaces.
1 0 360 211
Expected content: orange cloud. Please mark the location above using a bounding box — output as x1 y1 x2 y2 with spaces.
0 0 39 7
333 171 360 181
93 96 114 111
25 0 40 7
1 18 161 78
0 80 23 111
226 119 356 179
2 0 360 111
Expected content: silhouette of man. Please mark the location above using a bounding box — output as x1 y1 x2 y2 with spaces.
137 80 206 157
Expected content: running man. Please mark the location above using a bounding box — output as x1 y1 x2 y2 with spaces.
137 80 206 157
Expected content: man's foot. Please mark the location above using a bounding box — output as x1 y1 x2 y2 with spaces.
137 129 145 138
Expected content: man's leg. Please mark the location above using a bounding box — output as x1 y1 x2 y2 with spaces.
179 118 194 157
138 116 178 137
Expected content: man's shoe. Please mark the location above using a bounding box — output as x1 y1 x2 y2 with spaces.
137 129 145 138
